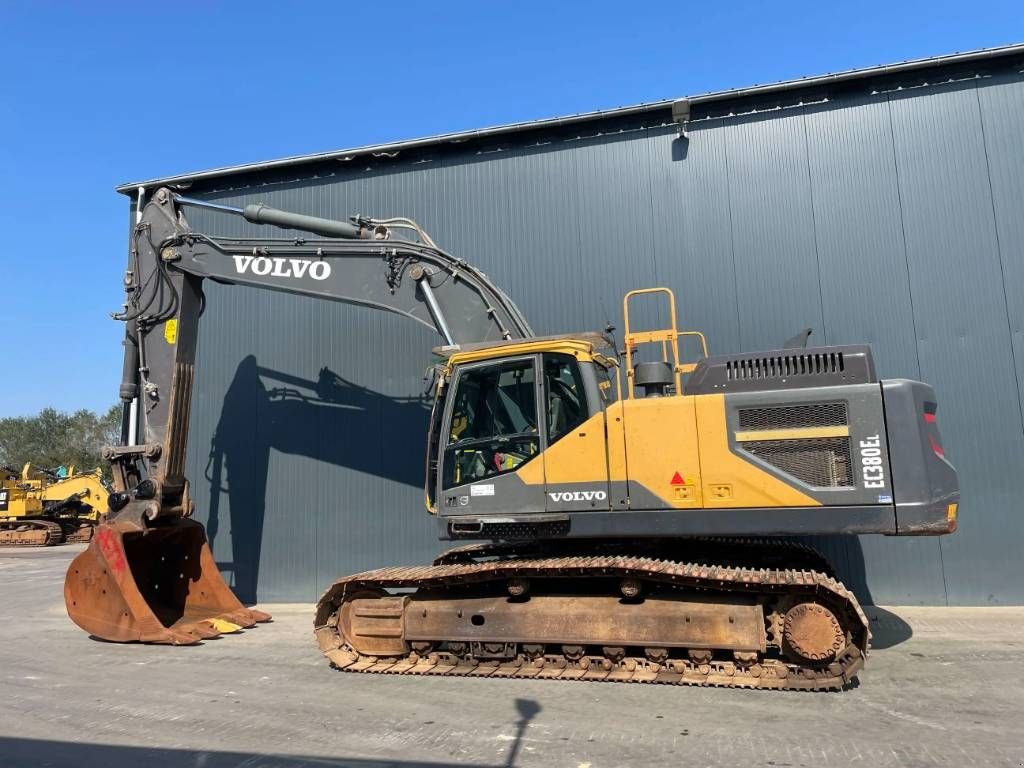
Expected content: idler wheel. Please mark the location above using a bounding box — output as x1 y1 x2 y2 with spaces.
782 602 845 665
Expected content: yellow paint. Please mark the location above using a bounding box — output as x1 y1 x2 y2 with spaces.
734 425 850 442
947 503 958 522
1 471 45 519
709 483 733 500
695 394 820 508
1 466 108 525
448 338 595 368
606 401 629 485
517 393 821 510
208 618 242 634
164 318 178 345
621 397 702 508
673 485 694 501
518 411 609 486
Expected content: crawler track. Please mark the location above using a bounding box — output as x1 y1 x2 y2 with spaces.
315 545 869 692
0 519 64 547
60 521 96 544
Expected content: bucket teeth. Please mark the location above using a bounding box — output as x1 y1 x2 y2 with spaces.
168 629 208 645
246 607 273 623
222 608 270 628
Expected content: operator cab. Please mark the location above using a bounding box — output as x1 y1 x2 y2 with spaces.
424 335 617 517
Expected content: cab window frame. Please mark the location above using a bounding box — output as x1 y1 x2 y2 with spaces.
542 352 590 445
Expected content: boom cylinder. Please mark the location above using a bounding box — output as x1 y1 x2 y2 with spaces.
242 203 370 239
174 195 371 240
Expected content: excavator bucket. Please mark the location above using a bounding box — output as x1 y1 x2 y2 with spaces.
64 518 270 644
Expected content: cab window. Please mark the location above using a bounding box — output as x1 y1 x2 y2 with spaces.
443 358 538 489
544 353 587 443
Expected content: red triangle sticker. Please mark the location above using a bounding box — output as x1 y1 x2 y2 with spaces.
670 471 685 486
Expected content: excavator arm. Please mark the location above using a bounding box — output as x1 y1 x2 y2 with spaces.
65 187 531 644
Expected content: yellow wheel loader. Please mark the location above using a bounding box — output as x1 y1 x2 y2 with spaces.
1 464 109 545
64 189 958 689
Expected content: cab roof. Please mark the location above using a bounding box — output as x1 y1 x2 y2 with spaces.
436 332 617 366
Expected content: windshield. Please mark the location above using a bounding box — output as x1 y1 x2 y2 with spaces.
443 357 538 488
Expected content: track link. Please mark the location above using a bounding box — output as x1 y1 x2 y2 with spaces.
315 551 869 692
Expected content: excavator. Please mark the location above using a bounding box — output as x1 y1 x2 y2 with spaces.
1 464 109 545
64 187 959 690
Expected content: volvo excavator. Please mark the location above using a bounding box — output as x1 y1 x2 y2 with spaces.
65 188 959 690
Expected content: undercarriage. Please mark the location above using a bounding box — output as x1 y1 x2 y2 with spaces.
0 517 96 546
0 518 64 546
315 540 869 691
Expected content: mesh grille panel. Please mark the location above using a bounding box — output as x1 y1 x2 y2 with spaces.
738 402 848 431
742 437 854 488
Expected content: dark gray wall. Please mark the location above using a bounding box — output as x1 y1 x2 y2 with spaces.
176 61 1024 605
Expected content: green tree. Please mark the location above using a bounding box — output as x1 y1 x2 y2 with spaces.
0 405 121 476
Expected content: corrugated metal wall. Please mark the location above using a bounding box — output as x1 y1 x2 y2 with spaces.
176 61 1024 605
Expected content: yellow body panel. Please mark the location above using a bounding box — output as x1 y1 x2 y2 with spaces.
606 404 629 493
618 398 703 508
40 470 109 523
1 466 44 520
518 411 609 485
1 485 44 519
511 389 820 511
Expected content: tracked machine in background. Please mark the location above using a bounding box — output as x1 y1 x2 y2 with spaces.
65 189 958 689
1 464 109 546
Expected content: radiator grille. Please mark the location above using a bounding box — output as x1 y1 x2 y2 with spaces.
742 437 854 488
738 402 848 431
726 352 845 381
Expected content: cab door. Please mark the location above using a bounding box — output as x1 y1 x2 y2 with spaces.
542 354 611 513
437 355 547 516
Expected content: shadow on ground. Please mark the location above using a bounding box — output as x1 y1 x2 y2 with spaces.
0 737 494 768
1 694 542 766
863 605 914 649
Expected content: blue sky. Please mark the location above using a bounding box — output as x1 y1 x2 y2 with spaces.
1 1 1020 416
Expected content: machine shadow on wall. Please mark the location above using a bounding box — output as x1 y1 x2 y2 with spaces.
203 355 431 604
